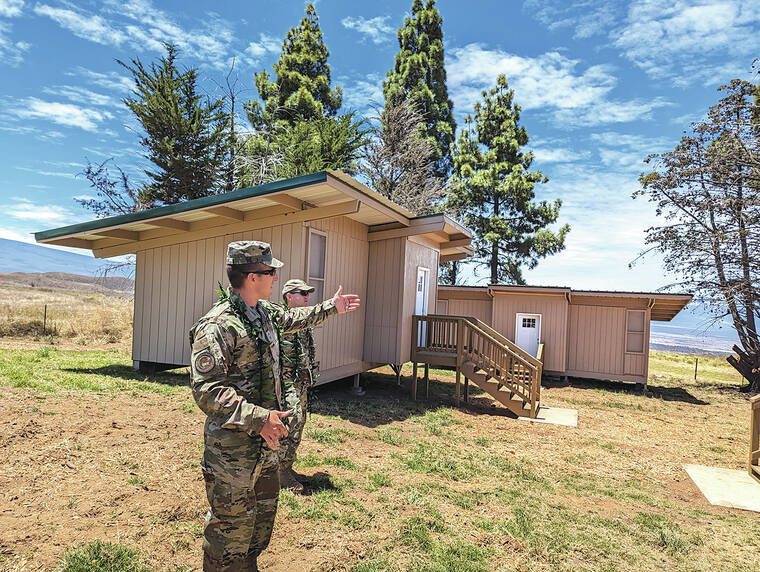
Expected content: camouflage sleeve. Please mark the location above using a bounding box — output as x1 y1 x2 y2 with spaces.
189 320 270 436
268 299 338 334
280 332 301 414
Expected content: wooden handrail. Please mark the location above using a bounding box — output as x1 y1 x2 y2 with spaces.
410 314 544 418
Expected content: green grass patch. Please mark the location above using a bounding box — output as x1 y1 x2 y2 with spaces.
0 348 187 394
58 540 151 572
294 453 363 471
396 442 481 481
306 426 351 445
634 512 702 554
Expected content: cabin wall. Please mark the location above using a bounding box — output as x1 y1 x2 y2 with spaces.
490 293 568 373
363 237 406 364
399 238 440 363
565 301 650 383
133 217 370 383
441 298 492 325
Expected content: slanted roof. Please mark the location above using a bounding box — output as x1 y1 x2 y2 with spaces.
438 284 692 321
35 170 473 260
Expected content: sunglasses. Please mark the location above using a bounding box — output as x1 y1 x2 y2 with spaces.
249 268 277 276
291 290 311 296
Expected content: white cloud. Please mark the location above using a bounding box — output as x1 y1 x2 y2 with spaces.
0 20 30 66
0 0 23 17
524 0 618 39
341 73 384 111
531 146 589 163
16 166 76 178
5 97 113 131
613 0 760 85
0 227 36 243
33 3 127 45
447 44 671 127
341 15 394 44
43 85 119 107
5 198 85 224
69 67 134 93
239 33 280 67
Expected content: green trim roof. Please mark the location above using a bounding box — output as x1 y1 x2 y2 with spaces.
35 172 329 242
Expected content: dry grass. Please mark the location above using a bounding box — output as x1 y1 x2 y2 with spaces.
0 281 132 348
0 343 758 571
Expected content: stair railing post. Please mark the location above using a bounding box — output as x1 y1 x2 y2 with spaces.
455 318 464 406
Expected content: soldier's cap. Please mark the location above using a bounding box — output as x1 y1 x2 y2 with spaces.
282 278 315 297
226 240 284 268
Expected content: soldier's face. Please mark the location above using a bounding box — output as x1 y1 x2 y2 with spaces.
285 291 309 308
248 267 278 299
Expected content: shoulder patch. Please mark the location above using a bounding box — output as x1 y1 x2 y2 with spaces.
194 351 216 374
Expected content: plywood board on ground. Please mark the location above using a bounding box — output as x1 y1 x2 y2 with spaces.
684 464 760 513
518 406 578 427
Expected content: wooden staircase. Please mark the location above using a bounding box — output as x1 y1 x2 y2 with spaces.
410 314 543 418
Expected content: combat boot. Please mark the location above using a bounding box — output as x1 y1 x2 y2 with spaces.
278 462 304 493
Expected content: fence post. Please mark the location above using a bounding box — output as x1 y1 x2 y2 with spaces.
43 304 47 335
694 357 698 381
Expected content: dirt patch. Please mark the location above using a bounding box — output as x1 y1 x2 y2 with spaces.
0 357 757 571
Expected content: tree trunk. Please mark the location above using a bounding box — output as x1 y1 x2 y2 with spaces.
727 344 760 392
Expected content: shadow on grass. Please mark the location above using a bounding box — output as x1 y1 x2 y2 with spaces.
299 472 340 496
542 375 709 405
311 370 508 427
62 364 188 388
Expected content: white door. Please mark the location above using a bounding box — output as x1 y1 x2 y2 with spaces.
415 267 430 345
515 313 541 357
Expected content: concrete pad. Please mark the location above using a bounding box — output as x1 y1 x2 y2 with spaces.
684 464 760 513
519 406 577 427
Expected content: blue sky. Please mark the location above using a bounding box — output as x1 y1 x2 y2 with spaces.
0 0 758 291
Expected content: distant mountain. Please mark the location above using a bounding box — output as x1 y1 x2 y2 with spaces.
0 272 134 297
0 238 132 277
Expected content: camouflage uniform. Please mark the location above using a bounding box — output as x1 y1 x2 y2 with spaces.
277 303 319 467
190 241 337 572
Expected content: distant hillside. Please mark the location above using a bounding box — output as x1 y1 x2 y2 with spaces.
0 238 132 276
0 272 134 297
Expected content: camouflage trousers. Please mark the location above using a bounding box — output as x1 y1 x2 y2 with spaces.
278 383 309 466
200 424 281 572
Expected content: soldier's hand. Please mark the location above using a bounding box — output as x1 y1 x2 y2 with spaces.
332 285 361 314
260 410 291 450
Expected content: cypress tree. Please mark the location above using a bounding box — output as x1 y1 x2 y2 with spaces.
118 43 228 204
447 75 570 285
246 3 342 128
383 0 455 179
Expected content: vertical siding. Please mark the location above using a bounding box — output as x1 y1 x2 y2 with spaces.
445 299 492 324
133 221 309 365
490 293 568 372
363 237 405 363
308 217 368 373
567 304 626 375
624 307 651 376
399 239 440 363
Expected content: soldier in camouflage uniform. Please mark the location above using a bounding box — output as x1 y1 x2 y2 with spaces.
277 279 318 493
189 241 360 572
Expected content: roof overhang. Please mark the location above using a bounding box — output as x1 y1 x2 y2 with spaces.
437 284 692 321
367 213 473 260
35 170 426 258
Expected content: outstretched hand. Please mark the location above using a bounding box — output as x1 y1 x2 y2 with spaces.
260 410 291 450
332 285 361 314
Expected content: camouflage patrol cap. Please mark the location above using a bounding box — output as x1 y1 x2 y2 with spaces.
226 240 284 268
282 278 315 297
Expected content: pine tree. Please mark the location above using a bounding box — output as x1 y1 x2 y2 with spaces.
384 0 455 179
447 75 569 285
246 3 342 128
358 98 444 215
118 43 229 204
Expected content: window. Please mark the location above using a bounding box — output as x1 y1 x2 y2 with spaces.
626 310 646 353
522 317 537 329
307 230 326 302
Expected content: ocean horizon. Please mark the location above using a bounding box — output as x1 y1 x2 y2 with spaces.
650 300 740 355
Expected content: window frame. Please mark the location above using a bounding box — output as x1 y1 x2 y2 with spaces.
306 227 328 305
625 309 646 355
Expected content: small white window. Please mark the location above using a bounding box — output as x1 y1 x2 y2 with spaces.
626 310 646 354
307 230 326 302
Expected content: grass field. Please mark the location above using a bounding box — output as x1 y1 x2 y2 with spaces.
0 341 757 571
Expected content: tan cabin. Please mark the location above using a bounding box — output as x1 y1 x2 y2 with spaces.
34 171 473 385
436 285 692 386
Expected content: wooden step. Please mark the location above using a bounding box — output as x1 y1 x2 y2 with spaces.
462 367 532 417
461 361 487 384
